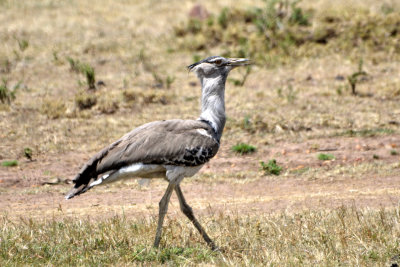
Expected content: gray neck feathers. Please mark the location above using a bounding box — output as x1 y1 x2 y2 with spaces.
198 74 227 141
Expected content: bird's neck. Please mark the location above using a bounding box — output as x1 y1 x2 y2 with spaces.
198 75 226 141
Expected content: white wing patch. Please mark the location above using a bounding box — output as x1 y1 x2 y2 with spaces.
89 163 165 188
197 129 213 139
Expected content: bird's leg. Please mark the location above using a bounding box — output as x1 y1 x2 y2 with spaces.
175 184 218 251
153 182 175 248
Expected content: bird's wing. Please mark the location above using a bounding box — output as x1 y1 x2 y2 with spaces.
66 120 219 198
96 119 219 171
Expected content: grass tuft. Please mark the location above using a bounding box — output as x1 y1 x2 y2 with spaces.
347 59 368 95
67 57 96 89
232 143 256 155
260 159 282 175
75 91 97 110
317 153 335 161
23 147 33 160
80 63 96 90
97 97 119 114
16 38 29 52
0 78 17 104
40 98 66 119
1 160 18 167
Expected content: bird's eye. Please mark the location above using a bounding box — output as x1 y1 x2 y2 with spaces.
213 59 222 65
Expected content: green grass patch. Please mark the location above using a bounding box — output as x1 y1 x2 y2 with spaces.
260 159 282 175
390 150 398 156
1 160 18 167
231 143 256 155
317 153 335 161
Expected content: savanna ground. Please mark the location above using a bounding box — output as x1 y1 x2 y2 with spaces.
1 0 400 265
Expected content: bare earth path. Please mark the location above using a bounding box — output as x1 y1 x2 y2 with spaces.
1 135 399 220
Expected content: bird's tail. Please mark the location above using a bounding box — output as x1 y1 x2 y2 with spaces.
65 135 122 200
65 146 109 200
65 178 96 200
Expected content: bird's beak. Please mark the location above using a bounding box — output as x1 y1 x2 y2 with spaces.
227 58 251 68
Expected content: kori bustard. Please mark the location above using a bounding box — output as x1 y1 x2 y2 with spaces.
65 56 250 250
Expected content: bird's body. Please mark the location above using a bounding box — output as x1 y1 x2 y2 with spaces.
65 119 219 197
66 56 250 250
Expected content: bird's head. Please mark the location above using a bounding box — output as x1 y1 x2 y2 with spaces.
187 56 250 79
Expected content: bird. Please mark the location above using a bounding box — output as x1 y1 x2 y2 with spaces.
65 56 250 250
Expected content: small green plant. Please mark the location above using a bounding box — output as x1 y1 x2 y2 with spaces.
52 51 63 65
24 147 33 161
347 59 367 95
66 57 96 89
0 78 17 104
317 153 335 161
17 38 29 51
372 154 380 159
1 160 18 167
390 150 398 156
336 86 343 95
260 159 282 175
289 0 309 26
232 143 256 155
243 115 252 130
165 75 175 89
80 63 96 90
67 57 81 73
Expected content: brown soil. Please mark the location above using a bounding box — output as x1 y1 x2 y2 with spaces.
1 135 399 220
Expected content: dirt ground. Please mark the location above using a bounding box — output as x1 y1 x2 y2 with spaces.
1 134 399 220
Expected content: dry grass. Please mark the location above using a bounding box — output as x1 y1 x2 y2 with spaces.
1 205 400 266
